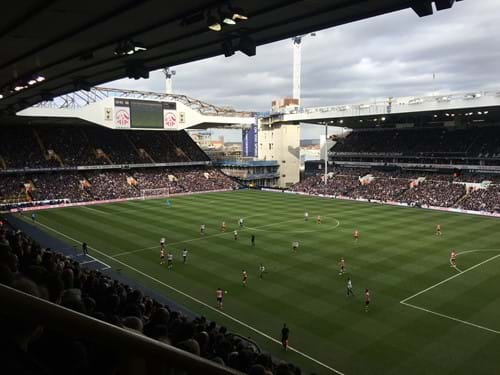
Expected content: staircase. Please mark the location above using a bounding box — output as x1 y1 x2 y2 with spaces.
166 134 190 161
126 134 145 162
24 181 34 202
138 148 155 163
33 129 64 167
95 148 113 164
454 193 469 207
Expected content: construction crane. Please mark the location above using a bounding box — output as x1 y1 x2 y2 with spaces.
292 33 315 104
162 67 176 94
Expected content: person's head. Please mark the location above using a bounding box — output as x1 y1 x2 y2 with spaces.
283 323 287 328
4 278 45 350
122 316 143 332
365 288 369 293
176 338 200 356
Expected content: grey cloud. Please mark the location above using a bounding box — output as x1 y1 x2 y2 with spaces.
107 0 500 138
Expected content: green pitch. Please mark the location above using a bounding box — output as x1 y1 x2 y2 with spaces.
24 190 500 375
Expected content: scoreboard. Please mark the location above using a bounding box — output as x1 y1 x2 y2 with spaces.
114 98 178 129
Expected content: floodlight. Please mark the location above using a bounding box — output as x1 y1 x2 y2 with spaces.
207 15 222 31
114 40 147 56
230 6 248 20
221 11 236 25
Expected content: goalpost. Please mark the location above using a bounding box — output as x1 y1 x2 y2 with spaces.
140 188 170 200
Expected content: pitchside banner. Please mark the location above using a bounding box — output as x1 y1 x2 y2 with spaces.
242 124 257 157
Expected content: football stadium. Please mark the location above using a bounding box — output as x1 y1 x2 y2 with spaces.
1 1 499 375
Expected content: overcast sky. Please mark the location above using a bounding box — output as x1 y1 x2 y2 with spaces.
108 0 500 141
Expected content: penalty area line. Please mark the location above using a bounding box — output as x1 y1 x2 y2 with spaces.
34 220 345 375
400 301 500 336
400 250 500 336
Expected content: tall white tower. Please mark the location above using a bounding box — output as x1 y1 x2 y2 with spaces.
292 33 315 104
292 36 302 102
162 67 176 94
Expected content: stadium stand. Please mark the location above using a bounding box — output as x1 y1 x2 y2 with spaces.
332 125 500 166
0 168 238 209
457 185 500 212
0 125 210 168
292 125 500 213
0 219 301 375
0 127 60 169
292 167 500 213
0 123 233 209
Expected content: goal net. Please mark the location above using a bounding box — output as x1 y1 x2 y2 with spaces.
140 188 170 200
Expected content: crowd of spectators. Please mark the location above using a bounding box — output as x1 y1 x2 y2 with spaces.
0 221 302 375
0 167 238 206
128 132 183 163
0 175 27 201
37 127 102 166
30 173 92 202
457 186 500 212
0 127 59 169
292 168 500 212
399 180 465 207
350 178 409 202
333 126 500 157
85 171 141 201
0 125 209 169
132 168 238 195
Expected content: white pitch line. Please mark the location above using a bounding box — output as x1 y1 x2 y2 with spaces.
401 301 500 335
400 252 500 304
456 249 500 257
34 220 345 375
80 259 98 265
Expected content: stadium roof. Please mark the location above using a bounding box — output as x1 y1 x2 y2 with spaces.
273 89 500 129
0 0 464 115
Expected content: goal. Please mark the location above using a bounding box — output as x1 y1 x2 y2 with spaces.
140 188 170 200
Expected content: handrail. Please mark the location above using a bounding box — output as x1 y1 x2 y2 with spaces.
0 283 244 375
